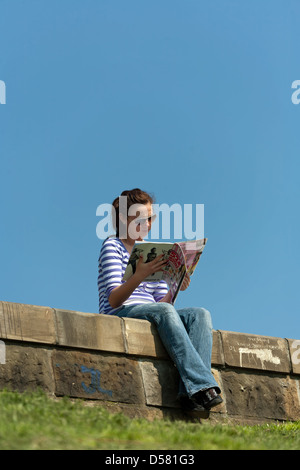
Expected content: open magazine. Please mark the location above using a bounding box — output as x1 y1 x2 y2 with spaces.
122 238 207 304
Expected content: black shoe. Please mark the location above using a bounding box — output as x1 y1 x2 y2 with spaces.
179 395 210 418
193 388 223 410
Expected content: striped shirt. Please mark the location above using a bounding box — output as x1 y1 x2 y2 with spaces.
98 236 169 315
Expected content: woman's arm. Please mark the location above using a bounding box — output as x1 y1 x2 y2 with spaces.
158 290 173 303
158 273 190 304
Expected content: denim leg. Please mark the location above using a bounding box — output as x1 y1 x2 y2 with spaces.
116 302 220 398
176 307 219 396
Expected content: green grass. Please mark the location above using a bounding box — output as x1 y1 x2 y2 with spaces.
0 389 299 450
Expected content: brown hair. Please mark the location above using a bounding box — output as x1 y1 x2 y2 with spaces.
112 188 154 237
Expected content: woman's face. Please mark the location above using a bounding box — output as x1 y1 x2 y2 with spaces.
127 202 156 240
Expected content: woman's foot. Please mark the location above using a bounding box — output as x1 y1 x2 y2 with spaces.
179 395 209 418
179 387 222 417
179 395 206 412
193 388 223 410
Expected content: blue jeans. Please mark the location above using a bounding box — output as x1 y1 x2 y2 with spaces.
116 302 220 398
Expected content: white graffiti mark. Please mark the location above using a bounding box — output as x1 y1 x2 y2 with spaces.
239 348 281 370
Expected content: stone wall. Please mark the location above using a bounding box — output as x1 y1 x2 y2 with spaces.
0 300 299 424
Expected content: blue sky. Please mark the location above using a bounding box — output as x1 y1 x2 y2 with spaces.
0 0 299 340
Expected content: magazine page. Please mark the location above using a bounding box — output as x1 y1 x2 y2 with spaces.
122 239 207 304
122 241 175 282
177 238 207 276
162 243 186 303
165 243 187 304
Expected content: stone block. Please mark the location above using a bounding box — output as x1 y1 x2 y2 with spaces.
0 342 54 394
211 368 226 414
52 350 145 405
96 400 187 422
138 359 180 408
287 338 300 375
55 310 125 353
285 376 300 421
220 369 297 421
0 301 56 344
122 317 168 358
220 330 290 373
212 330 224 366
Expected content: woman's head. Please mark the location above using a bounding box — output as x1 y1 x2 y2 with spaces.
112 188 155 240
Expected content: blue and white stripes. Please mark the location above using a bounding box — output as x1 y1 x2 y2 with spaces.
98 237 168 315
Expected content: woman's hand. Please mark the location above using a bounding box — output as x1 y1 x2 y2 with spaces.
135 254 167 283
109 254 166 309
180 272 191 291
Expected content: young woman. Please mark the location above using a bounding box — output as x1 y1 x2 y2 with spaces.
98 188 222 414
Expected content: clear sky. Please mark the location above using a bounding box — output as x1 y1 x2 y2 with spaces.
0 0 299 340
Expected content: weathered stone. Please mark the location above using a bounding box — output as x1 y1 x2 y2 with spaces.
285 376 300 421
0 301 56 344
52 350 145 404
0 300 299 424
81 399 188 422
212 330 224 366
220 369 294 421
138 359 180 407
220 331 290 373
287 338 300 375
211 368 226 414
55 310 125 353
0 342 54 393
123 317 168 358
